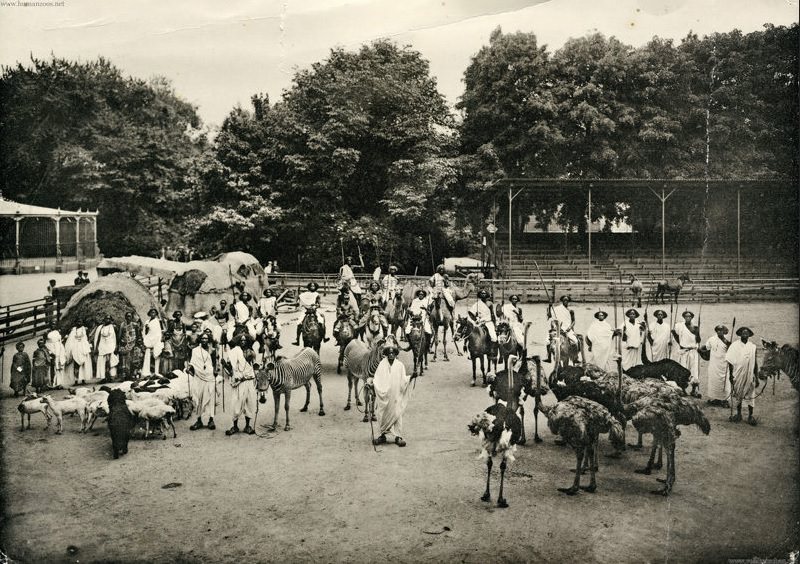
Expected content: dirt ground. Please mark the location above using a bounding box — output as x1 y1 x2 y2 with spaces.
0 291 798 563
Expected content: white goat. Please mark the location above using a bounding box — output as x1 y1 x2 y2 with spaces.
17 394 52 431
86 398 110 431
40 395 88 434
126 399 177 439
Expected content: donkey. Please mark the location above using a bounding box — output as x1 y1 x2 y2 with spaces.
455 315 497 387
430 291 456 361
654 274 691 304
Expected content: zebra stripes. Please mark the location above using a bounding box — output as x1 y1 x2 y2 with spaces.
342 338 385 417
761 341 799 392
257 347 324 430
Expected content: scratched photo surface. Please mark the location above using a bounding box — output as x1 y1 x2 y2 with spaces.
0 1 798 563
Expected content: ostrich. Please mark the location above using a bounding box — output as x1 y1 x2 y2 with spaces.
486 352 550 444
623 392 710 495
629 274 643 308
468 402 522 508
540 396 625 495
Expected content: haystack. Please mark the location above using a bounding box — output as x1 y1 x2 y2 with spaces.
59 274 161 332
213 251 265 277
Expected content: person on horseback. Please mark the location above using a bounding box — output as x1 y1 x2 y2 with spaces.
339 256 362 302
501 294 525 345
381 265 400 306
468 289 497 343
429 264 455 310
234 292 252 325
405 288 433 339
293 282 330 345
546 295 577 363
333 286 358 344
258 288 277 319
359 281 389 335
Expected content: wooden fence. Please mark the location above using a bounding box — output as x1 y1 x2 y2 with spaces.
0 297 61 346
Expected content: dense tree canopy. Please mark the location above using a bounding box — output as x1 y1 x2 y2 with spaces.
0 57 208 255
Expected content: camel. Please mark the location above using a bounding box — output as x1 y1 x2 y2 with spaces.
653 274 691 304
384 289 405 338
548 330 583 369
401 273 478 309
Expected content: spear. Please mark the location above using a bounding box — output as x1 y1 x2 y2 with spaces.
613 282 622 407
728 316 736 419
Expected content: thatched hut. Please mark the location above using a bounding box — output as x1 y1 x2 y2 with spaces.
59 273 161 333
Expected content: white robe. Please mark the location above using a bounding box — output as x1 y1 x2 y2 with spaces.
705 335 730 401
550 304 577 344
234 301 250 325
229 346 256 419
45 329 66 386
299 291 325 324
469 300 496 340
429 273 454 308
674 323 700 385
142 317 163 375
407 297 432 334
258 297 277 318
189 345 216 419
726 340 757 407
339 265 361 294
618 320 643 371
65 326 93 384
373 357 412 437
648 322 671 362
587 320 615 372
501 303 524 344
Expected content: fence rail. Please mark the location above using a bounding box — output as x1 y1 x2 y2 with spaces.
0 297 62 345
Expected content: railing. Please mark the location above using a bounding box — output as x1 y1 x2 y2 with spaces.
0 297 62 345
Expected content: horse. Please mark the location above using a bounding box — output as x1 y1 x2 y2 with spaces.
429 291 456 361
496 319 529 370
629 274 643 308
653 274 691 304
455 315 497 387
403 314 428 378
385 289 405 338
334 315 356 374
299 307 322 354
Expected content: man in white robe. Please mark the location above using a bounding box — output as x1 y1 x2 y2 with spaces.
381 265 400 306
45 322 66 388
225 337 257 435
368 338 415 447
293 282 329 345
65 325 93 385
646 309 671 362
339 256 362 302
429 264 455 309
618 309 644 371
188 333 217 431
672 311 701 398
258 288 277 319
586 311 615 372
234 293 251 325
93 315 117 381
501 295 525 345
726 326 759 425
405 289 432 337
142 308 164 376
468 290 496 342
702 325 730 406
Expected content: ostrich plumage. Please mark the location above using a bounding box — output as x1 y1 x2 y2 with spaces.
487 356 549 444
468 402 522 508
624 392 710 495
541 396 625 495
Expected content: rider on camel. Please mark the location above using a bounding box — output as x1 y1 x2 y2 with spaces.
429 264 454 310
381 265 400 307
405 288 433 339
293 282 330 345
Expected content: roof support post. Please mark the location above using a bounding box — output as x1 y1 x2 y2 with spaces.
13 217 21 271
75 217 82 261
92 216 99 259
648 186 677 280
507 186 523 279
53 216 62 265
587 184 592 279
737 186 741 279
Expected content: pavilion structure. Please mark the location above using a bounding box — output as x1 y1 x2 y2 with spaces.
0 195 101 274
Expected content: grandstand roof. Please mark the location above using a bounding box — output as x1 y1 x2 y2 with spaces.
0 195 98 217
489 178 796 191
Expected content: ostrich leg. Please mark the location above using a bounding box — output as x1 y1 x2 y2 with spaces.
635 442 658 475
559 446 584 495
517 405 527 445
533 400 543 443
628 430 644 450
581 444 597 493
653 446 663 470
481 457 493 502
653 444 675 495
497 458 509 508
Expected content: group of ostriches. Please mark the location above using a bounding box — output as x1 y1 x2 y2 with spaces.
468 353 710 507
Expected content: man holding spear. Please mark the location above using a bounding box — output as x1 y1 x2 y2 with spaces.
672 311 702 398
188 333 217 431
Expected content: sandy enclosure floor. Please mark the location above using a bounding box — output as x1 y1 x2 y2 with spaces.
0 290 798 563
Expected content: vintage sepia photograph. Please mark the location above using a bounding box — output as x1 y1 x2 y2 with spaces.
0 1 798 562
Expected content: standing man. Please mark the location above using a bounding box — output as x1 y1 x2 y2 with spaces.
168 311 189 371
31 338 51 393
293 282 329 345
119 312 139 379
381 265 400 306
428 264 455 310
468 290 497 343
546 295 577 363
501 295 525 346
339 256 362 303
586 310 615 372
142 307 164 376
672 311 701 398
225 336 257 436
73 271 84 286
726 327 759 425
618 308 645 371
94 315 118 382
702 324 730 407
188 333 217 431
10 342 31 397
45 322 66 388
367 337 416 447
47 279 57 297
646 309 671 362
66 325 93 385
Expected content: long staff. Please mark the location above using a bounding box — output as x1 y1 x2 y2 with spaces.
613 283 622 406
728 317 737 420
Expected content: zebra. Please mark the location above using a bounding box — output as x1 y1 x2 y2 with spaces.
255 348 324 432
342 337 386 421
761 339 799 393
